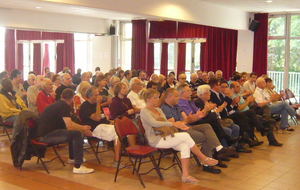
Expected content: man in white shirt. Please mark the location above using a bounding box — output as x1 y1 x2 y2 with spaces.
253 77 296 131
243 72 257 94
127 78 146 113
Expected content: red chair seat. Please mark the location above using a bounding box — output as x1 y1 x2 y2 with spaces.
126 145 157 156
3 121 13 126
31 139 48 146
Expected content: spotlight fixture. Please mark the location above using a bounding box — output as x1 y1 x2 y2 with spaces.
265 0 272 3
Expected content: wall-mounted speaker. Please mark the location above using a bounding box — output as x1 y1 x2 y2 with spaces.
109 25 116 35
249 20 260 32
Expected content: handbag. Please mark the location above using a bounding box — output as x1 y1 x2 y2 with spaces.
152 117 178 140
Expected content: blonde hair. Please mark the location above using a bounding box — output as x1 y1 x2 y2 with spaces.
142 89 160 102
78 81 91 98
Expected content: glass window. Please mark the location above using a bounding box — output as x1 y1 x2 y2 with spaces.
154 43 161 74
194 43 201 71
0 27 5 72
42 42 56 73
267 39 285 71
168 43 175 72
268 16 286 37
23 42 34 80
185 42 192 73
74 33 92 72
123 23 132 39
291 15 300 37
121 23 132 70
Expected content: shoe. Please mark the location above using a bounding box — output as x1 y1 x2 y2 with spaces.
248 140 263 147
269 141 283 147
216 161 228 168
182 176 199 184
67 157 86 164
203 166 221 174
73 165 95 174
213 151 230 162
286 128 295 132
201 157 218 166
236 147 252 153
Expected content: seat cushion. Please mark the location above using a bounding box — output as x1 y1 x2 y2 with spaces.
126 145 157 156
31 139 48 146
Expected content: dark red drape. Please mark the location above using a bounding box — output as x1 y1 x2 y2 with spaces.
177 43 186 75
5 29 16 72
42 44 50 75
17 44 23 71
16 30 41 40
253 13 269 75
131 20 147 71
56 43 65 73
33 43 42 75
147 43 154 76
160 43 169 76
149 21 177 39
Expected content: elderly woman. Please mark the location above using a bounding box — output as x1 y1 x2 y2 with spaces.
127 78 146 113
108 76 121 97
74 81 91 113
36 78 55 113
27 75 44 113
140 89 218 184
51 74 61 93
24 73 36 91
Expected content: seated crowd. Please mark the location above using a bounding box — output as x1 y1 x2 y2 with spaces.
0 67 299 183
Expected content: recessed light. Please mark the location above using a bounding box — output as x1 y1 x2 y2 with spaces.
35 6 42 9
265 0 272 3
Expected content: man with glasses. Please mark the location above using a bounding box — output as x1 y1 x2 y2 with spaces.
55 73 75 101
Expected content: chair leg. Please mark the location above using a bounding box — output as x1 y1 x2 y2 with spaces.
149 155 163 180
157 151 163 168
173 152 182 172
136 158 145 188
33 146 49 174
132 157 138 174
89 140 101 164
114 155 122 182
52 146 65 166
4 127 11 142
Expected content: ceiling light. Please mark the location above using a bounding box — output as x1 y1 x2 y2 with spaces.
35 6 42 9
265 0 272 3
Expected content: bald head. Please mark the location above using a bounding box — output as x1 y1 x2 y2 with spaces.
256 77 266 89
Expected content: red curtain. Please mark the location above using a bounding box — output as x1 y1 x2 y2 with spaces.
177 22 208 38
149 21 177 39
17 44 23 71
33 43 42 75
42 44 50 75
56 43 65 73
5 29 16 72
177 43 186 75
253 13 269 75
131 20 147 71
160 43 169 76
16 30 41 40
147 43 154 75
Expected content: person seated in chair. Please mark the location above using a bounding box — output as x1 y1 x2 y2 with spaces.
79 86 121 167
161 88 235 173
36 78 55 114
141 88 218 184
36 88 94 174
254 77 297 132
0 78 27 124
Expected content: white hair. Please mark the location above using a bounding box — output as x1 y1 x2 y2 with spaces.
129 77 142 89
197 85 211 96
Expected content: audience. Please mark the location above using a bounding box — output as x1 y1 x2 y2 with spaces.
243 72 257 94
23 73 36 91
121 70 132 87
127 78 146 112
11 69 26 101
72 68 82 86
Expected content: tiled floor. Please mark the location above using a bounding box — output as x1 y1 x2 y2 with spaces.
1 127 300 190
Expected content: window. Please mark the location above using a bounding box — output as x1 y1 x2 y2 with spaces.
23 42 34 80
0 27 4 72
185 42 201 81
268 14 300 97
154 43 161 74
120 23 132 70
74 33 92 72
168 42 175 73
43 41 57 73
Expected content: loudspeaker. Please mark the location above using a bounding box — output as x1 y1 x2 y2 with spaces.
249 20 260 32
109 25 116 35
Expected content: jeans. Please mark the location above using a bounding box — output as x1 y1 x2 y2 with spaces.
269 102 296 129
39 129 84 167
222 124 240 139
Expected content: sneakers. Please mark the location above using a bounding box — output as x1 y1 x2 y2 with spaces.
73 165 95 174
67 157 86 164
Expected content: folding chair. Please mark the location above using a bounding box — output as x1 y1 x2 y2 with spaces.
0 116 13 142
28 119 65 174
114 116 163 188
282 89 299 125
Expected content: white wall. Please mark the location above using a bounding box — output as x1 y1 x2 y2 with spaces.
91 36 112 73
45 0 250 30
0 8 112 34
236 30 254 72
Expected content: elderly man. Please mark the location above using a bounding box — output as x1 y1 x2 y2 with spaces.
176 73 188 88
55 73 75 100
127 78 146 112
199 72 209 85
215 70 223 80
36 78 55 113
162 73 176 91
253 77 296 131
161 88 233 173
230 81 282 146
37 88 94 174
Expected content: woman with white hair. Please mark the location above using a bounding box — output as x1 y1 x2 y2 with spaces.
127 77 146 112
36 78 55 113
27 75 44 113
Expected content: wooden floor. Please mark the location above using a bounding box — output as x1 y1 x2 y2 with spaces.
1 127 300 190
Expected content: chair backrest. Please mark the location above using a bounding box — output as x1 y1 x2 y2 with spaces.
285 88 296 99
102 107 111 120
114 116 138 140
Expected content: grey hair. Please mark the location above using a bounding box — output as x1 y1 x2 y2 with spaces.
85 86 98 98
129 77 142 89
197 85 211 96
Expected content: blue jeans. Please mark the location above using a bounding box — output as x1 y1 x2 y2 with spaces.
222 124 240 139
269 102 296 129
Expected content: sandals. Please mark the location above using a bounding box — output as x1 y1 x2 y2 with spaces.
182 176 199 184
201 157 218 166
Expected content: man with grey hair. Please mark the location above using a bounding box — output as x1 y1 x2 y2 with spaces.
253 77 296 131
127 77 146 112
55 73 75 100
189 73 201 100
215 70 223 80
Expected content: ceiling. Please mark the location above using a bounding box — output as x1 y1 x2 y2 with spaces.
0 0 142 20
201 0 300 13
